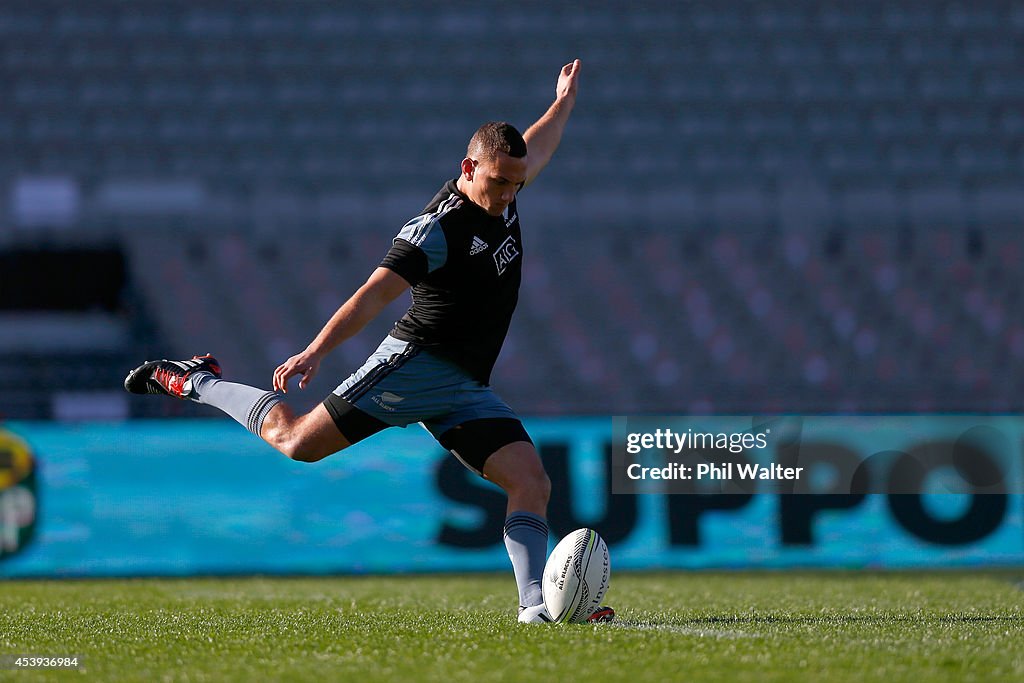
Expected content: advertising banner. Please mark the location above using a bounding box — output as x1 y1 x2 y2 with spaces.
1 417 1022 577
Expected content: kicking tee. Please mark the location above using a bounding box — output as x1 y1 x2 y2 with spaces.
379 179 523 385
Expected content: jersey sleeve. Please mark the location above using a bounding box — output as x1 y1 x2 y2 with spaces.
378 213 449 286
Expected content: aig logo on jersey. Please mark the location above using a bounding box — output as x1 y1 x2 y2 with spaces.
493 235 520 275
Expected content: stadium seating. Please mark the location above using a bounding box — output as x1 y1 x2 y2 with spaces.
1 1 1021 417
88 224 1022 417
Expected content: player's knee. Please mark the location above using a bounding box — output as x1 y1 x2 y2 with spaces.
505 461 551 505
515 474 550 514
534 468 552 503
262 421 338 463
282 442 327 463
260 409 348 462
280 433 346 463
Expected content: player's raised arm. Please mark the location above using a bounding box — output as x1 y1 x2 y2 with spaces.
272 267 410 393
521 59 581 188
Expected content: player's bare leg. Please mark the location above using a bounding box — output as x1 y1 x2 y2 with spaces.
258 403 350 462
483 441 551 517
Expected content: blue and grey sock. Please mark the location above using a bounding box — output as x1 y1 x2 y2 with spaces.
503 511 549 608
189 372 282 437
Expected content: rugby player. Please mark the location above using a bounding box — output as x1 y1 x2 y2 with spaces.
126 59 611 624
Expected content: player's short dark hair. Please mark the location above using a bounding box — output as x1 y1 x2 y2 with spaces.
466 121 527 161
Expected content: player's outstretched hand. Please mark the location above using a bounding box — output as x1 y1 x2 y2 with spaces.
556 58 581 101
273 350 321 393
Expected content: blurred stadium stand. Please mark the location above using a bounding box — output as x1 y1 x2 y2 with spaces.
1 1 1022 418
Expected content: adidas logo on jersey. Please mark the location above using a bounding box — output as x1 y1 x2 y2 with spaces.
469 236 489 255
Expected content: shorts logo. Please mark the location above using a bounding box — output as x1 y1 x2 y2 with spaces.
493 235 520 275
371 391 405 412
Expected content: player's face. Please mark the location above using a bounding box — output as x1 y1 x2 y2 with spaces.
462 152 528 216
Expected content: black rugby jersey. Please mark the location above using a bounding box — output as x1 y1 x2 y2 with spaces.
379 178 523 385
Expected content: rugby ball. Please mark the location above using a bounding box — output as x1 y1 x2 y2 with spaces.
542 528 610 624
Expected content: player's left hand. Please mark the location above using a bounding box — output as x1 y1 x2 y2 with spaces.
556 58 581 101
273 350 321 393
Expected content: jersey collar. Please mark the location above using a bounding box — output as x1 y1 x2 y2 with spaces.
446 178 513 223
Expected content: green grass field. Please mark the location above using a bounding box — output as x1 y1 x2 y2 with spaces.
1 572 1023 682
